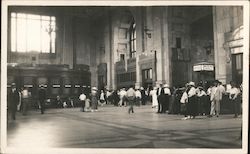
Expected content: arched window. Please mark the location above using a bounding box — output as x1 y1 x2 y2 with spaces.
129 19 136 58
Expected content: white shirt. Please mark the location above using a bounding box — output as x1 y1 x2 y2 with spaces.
135 90 142 98
79 93 86 101
188 87 196 97
219 85 226 94
100 92 105 100
226 84 232 93
180 91 188 104
164 88 171 95
119 90 127 97
22 89 29 98
197 90 206 97
207 87 212 96
229 87 240 99
106 91 111 97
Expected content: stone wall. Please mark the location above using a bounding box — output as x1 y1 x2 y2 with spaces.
213 6 243 84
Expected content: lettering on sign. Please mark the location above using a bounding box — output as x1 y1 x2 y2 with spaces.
193 64 214 72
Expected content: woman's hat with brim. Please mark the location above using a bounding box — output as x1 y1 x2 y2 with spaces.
92 87 98 91
188 82 195 86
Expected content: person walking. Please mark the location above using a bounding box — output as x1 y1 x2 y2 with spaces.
150 87 158 109
99 90 106 106
187 82 197 119
162 84 171 113
205 85 212 116
126 85 136 114
91 87 98 112
196 86 207 115
21 87 31 116
79 90 87 112
135 88 142 106
38 84 46 114
229 82 241 118
7 83 20 120
119 88 127 107
209 80 222 117
181 88 189 120
140 87 146 105
157 84 164 113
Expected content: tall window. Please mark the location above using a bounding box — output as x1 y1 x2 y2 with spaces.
129 20 136 58
11 12 56 53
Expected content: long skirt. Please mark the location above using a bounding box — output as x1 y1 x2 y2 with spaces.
188 96 198 117
91 97 98 110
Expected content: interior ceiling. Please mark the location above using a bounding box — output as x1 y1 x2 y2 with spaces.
9 6 212 21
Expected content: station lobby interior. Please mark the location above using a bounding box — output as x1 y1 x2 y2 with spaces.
3 5 244 152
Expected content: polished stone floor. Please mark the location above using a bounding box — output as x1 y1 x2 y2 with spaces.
7 105 242 148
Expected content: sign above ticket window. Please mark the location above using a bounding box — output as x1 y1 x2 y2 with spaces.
193 63 214 72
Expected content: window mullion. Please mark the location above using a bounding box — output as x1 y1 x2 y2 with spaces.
25 14 28 52
14 13 17 52
40 15 42 53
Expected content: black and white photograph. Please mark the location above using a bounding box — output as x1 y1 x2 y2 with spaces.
1 0 249 154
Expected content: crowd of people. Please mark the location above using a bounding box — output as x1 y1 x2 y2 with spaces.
7 80 242 121
178 80 242 120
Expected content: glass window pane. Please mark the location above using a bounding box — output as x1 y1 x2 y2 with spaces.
16 17 27 52
51 16 56 21
42 16 50 20
11 18 16 51
27 18 41 52
41 20 50 53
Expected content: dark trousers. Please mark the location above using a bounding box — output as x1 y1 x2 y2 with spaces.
231 98 240 117
188 96 198 117
22 99 29 115
158 103 162 113
204 96 211 115
127 97 135 114
158 95 164 113
81 100 85 112
40 100 45 114
162 95 170 113
9 107 17 120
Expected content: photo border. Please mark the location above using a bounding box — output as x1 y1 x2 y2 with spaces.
1 0 249 154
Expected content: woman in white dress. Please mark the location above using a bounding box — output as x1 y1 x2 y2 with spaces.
150 87 158 109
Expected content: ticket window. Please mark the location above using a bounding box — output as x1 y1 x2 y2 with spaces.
37 77 48 97
23 76 35 95
73 77 81 95
51 78 60 96
232 53 243 85
63 78 71 95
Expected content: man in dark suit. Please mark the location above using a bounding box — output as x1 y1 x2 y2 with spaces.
8 83 20 120
157 83 164 113
140 87 146 105
38 84 46 114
